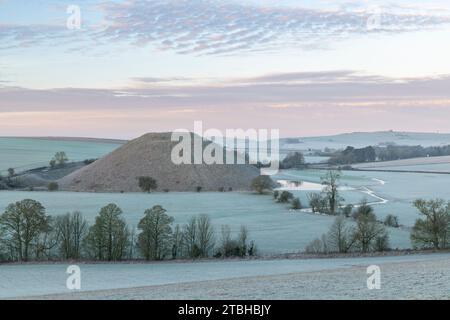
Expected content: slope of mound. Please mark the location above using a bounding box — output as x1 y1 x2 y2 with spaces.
58 133 260 192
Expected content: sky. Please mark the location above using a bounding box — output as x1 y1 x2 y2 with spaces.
1 0 450 139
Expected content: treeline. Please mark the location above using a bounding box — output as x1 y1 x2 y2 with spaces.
254 151 306 170
329 146 376 165
375 144 450 162
305 203 393 254
328 144 450 165
0 200 257 262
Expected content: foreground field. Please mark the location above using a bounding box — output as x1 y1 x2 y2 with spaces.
3 253 450 299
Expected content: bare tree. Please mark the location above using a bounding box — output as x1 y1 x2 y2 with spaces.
52 151 69 167
219 225 232 256
0 199 50 261
54 211 88 259
137 205 174 260
238 225 249 256
353 207 387 253
321 170 343 215
85 203 129 261
411 199 450 249
171 224 184 259
327 216 355 253
128 227 137 260
305 238 325 254
196 214 215 257
183 216 199 258
32 218 58 260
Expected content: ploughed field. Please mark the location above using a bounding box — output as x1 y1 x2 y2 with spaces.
2 253 450 299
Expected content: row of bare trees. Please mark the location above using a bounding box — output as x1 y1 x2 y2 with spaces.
306 202 390 254
0 199 257 262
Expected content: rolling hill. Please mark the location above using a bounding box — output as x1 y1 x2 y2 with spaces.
58 132 260 192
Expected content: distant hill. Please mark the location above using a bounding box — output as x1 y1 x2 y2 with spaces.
0 137 121 174
280 131 450 151
59 132 260 192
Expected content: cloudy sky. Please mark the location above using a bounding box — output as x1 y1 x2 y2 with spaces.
1 0 450 138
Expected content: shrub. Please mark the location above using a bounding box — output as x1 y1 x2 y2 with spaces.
250 175 273 194
48 182 59 191
83 159 96 165
291 197 302 210
341 204 354 217
7 168 15 178
49 159 56 168
373 233 390 252
247 240 257 256
308 193 329 213
216 224 255 258
384 214 399 228
277 191 294 203
352 200 374 220
138 176 157 193
305 238 326 254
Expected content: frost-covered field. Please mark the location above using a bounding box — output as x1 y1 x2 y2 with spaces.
353 155 450 172
0 186 411 253
281 131 450 150
0 167 444 252
3 253 450 299
0 137 120 174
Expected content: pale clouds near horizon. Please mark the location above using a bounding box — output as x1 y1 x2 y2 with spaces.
1 0 450 137
2 72 450 138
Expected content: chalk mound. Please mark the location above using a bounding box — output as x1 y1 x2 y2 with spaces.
58 132 260 192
